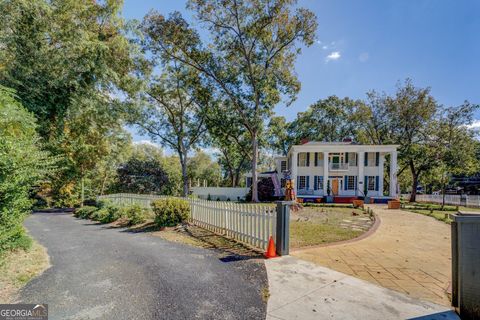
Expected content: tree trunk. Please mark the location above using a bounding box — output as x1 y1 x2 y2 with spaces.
251 132 259 202
100 171 108 196
409 174 418 202
234 169 241 187
441 172 446 210
81 176 85 207
180 154 189 197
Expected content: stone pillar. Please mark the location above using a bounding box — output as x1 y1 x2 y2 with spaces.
378 153 384 197
389 151 398 197
291 151 298 190
323 152 329 193
357 151 365 196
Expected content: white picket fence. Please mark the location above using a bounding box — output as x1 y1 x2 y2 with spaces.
405 194 480 208
97 193 276 250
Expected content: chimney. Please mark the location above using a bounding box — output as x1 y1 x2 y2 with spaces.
300 138 309 145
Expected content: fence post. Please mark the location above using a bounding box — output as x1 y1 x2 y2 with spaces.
451 212 480 319
275 201 293 256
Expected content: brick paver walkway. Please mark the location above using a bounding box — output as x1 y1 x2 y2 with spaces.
292 205 452 306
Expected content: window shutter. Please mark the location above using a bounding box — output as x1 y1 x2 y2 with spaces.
376 152 380 166
375 176 379 191
306 176 310 190
345 153 349 164
306 153 310 166
314 176 318 190
296 177 299 190
344 176 348 190
319 176 323 189
365 176 368 190
314 152 318 166
354 176 357 190
297 153 300 166
364 153 368 166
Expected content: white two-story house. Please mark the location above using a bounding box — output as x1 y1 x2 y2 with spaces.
269 141 399 203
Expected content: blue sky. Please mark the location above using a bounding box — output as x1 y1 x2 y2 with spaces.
123 0 480 144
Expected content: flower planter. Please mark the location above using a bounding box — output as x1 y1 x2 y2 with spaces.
352 199 364 208
388 200 401 209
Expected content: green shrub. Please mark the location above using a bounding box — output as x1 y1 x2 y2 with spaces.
125 205 148 225
91 204 123 223
0 85 55 254
74 206 98 219
151 198 190 227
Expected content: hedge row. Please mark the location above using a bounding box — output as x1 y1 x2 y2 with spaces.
74 201 149 225
74 198 191 228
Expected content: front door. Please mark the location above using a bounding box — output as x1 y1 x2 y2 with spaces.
332 179 339 195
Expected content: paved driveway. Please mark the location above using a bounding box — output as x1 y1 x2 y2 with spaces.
21 211 267 320
292 205 451 306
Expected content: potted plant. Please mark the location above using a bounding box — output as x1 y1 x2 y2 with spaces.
325 180 334 203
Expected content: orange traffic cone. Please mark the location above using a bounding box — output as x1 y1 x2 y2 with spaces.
264 236 277 258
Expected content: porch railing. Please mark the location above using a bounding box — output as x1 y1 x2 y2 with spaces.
329 162 349 171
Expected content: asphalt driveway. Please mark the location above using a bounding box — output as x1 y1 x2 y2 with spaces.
20 211 267 320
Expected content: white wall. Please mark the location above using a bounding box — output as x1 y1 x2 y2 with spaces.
190 187 249 201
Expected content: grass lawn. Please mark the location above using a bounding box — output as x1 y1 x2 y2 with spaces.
0 241 50 302
289 206 374 248
402 202 480 224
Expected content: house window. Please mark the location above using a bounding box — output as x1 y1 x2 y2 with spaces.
246 177 252 187
348 153 357 166
298 153 308 167
367 176 376 191
280 160 287 172
314 153 323 166
367 153 376 166
280 178 286 188
346 176 356 190
314 176 324 190
298 176 307 189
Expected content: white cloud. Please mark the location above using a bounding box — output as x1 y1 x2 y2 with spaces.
133 140 160 147
359 52 369 62
326 51 341 62
467 120 480 129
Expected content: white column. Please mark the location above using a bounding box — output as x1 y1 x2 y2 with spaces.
291 151 298 190
389 151 398 198
323 152 328 193
357 152 365 196
378 153 384 197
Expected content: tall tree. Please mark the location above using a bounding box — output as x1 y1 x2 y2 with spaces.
267 116 292 156
289 96 364 143
361 79 446 202
141 0 317 201
205 101 251 187
0 0 137 205
126 51 210 196
0 86 55 252
187 151 222 187
431 102 480 206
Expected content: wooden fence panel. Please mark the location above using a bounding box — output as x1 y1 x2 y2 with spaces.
97 193 276 250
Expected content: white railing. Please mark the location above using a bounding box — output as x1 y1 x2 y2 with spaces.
329 162 349 171
405 194 480 208
97 193 276 250
415 194 462 206
190 187 249 201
